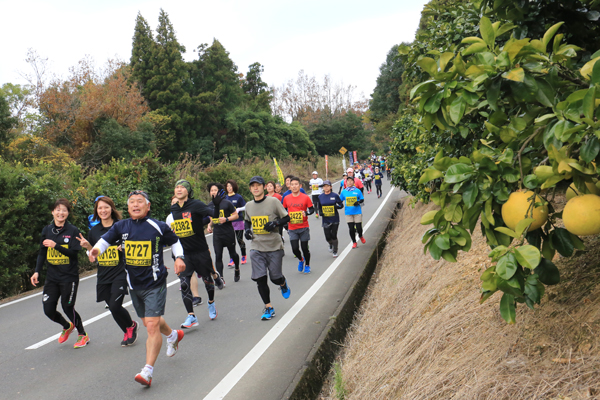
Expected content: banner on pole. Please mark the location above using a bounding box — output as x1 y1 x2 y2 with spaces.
273 158 285 186
349 152 354 165
353 151 357 164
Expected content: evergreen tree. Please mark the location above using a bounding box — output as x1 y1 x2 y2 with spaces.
369 44 406 123
242 62 272 112
129 13 156 100
0 94 16 151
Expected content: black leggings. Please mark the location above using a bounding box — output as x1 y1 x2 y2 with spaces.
213 234 239 276
252 275 286 305
312 195 320 214
234 230 247 257
348 222 363 243
323 223 339 252
43 281 86 335
291 239 310 266
376 184 382 197
365 180 372 191
180 274 215 313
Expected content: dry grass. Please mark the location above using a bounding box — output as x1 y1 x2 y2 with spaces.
321 198 600 400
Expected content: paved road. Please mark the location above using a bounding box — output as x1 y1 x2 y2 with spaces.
0 185 401 400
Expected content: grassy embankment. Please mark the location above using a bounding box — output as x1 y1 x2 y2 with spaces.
321 194 600 400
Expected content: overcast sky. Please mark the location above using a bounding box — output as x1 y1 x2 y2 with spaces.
1 0 428 99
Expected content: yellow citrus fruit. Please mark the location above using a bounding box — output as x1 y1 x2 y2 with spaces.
501 191 548 231
566 182 599 201
563 194 600 236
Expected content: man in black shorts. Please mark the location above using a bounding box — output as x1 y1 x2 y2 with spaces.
170 179 224 328
89 190 185 387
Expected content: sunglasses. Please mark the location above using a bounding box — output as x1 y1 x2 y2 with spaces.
128 190 149 201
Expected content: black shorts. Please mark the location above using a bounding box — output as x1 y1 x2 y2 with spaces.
182 250 216 278
96 280 129 303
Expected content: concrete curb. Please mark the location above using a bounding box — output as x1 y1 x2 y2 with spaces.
283 199 403 399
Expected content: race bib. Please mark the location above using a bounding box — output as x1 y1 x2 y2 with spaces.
375 175 381 180
346 196 357 207
98 245 119 267
212 209 225 225
47 245 69 265
171 218 194 237
322 205 335 217
312 184 319 191
125 241 152 266
251 215 269 235
290 211 304 224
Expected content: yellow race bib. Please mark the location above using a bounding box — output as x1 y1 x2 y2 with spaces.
289 211 304 224
312 184 319 191
212 209 225 225
98 245 119 267
251 216 269 235
171 218 194 237
375 175 381 180
322 205 335 217
125 241 152 266
47 245 69 265
346 196 357 207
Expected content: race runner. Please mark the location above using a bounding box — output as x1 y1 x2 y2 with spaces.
282 176 315 274
30 198 89 349
88 190 185 387
373 166 385 198
317 180 344 257
226 180 247 267
309 171 323 218
339 176 366 249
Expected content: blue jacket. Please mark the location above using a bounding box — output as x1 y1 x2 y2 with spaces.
339 187 364 215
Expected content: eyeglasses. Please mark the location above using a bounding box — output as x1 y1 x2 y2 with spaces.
128 190 149 201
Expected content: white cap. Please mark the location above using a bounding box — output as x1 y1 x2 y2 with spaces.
312 171 318 175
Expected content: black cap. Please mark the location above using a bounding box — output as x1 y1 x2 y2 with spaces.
320 180 332 187
249 176 265 185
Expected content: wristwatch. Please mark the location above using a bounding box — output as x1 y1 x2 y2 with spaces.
176 255 185 261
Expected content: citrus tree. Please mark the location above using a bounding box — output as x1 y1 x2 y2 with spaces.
400 12 600 323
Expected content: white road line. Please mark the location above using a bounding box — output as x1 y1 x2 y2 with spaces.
203 188 396 400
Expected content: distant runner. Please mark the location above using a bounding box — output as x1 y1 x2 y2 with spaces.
244 176 291 320
226 180 247 267
318 180 344 257
373 167 384 198
282 176 315 274
340 177 366 249
309 171 323 218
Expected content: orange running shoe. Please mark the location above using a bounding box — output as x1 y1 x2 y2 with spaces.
58 322 74 344
74 334 90 348
360 236 366 244
352 242 358 249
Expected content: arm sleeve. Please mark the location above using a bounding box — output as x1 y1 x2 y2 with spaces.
244 220 252 230
99 222 121 246
162 223 181 247
93 238 111 256
278 214 290 225
171 240 184 258
35 227 48 273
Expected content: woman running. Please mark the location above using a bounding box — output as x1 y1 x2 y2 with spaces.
226 180 247 266
339 177 366 249
318 180 344 257
30 198 89 348
77 196 138 346
266 181 285 243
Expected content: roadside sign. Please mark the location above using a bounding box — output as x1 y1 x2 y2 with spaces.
339 147 347 154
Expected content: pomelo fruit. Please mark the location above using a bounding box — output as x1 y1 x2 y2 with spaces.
563 194 600 236
565 182 598 201
501 190 548 231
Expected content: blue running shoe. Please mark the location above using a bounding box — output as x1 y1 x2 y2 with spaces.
280 281 291 299
208 302 217 320
297 258 304 272
181 314 198 329
261 307 275 320
304 265 311 274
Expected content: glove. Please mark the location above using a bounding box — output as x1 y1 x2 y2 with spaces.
244 229 254 240
212 194 223 208
336 203 344 209
357 199 364 205
264 221 278 232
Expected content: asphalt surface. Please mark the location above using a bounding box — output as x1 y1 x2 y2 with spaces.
0 184 402 400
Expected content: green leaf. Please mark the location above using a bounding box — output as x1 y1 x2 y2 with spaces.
439 52 455 72
418 168 444 185
462 182 479 209
570 233 585 250
534 258 560 285
424 91 443 114
496 22 517 37
552 228 574 257
449 96 467 124
495 227 517 237
434 233 451 250
397 44 410 55
581 136 600 163
433 150 453 171
417 57 438 77
444 202 463 223
542 22 564 50
583 87 596 120
487 79 501 111
500 293 516 324
420 210 439 225
502 68 525 82
409 80 435 100
463 42 488 56
441 250 457 262
515 245 541 269
429 240 442 260
485 197 495 226
496 252 518 280
580 58 600 80
515 218 534 237
592 56 600 85
422 228 436 244
461 36 486 45
445 163 474 183
480 16 495 48
488 245 508 262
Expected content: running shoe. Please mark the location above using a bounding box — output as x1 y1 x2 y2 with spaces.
360 236 366 244
333 251 338 258
328 244 333 253
234 268 240 282
316 214 319 219
352 242 358 249
166 330 184 357
126 321 138 346
214 273 224 290
208 302 217 320
280 281 291 299
228 259 234 267
261 307 275 320
241 255 247 264
304 265 311 274
74 334 90 348
135 366 152 387
181 314 199 329
58 322 75 344
193 296 203 306
105 303 110 309
297 258 305 272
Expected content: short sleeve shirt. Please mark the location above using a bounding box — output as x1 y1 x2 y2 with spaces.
244 196 288 252
282 192 313 230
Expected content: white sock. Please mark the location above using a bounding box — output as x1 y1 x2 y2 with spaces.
166 329 178 342
144 364 153 375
